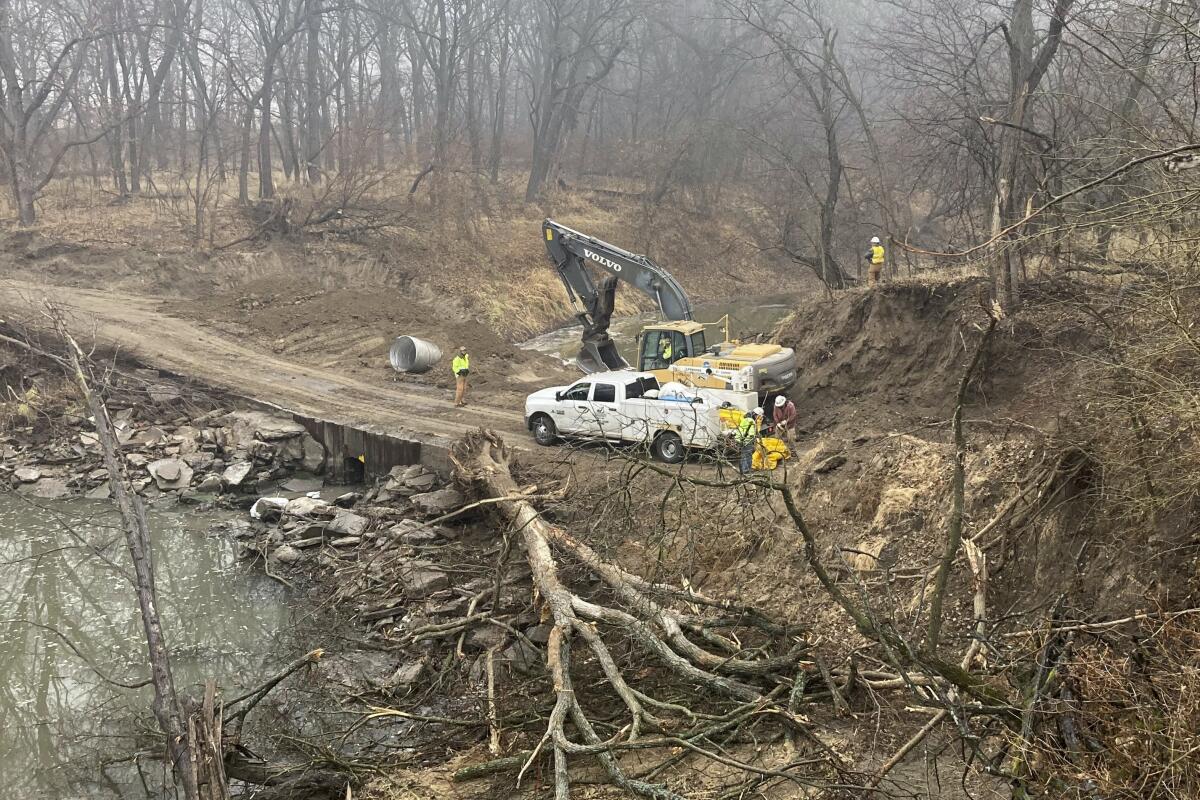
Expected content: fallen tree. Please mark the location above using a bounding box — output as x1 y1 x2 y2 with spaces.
449 431 853 798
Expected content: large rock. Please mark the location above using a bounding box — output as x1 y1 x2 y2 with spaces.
248 440 277 462
225 410 306 444
14 466 40 483
148 458 193 490
85 481 112 500
171 426 200 454
386 519 441 545
326 509 368 537
131 426 168 446
147 383 182 404
387 660 425 691
404 472 438 492
301 434 325 473
269 544 303 565
497 639 543 674
222 461 253 487
399 560 450 598
276 435 304 464
20 477 70 499
281 476 323 494
411 487 464 517
195 474 224 493
284 495 331 518
250 497 288 520
464 625 508 652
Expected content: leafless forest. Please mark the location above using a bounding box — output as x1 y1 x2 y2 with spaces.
2 0 1197 298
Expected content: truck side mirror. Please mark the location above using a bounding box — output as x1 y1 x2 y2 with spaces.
555 391 563 402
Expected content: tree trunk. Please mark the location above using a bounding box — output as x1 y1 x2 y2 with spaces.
59 330 199 800
258 65 275 199
487 22 509 184
238 104 252 204
304 0 321 182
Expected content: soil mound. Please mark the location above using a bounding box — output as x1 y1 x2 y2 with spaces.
775 278 1098 434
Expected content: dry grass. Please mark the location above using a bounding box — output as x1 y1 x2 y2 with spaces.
5 167 800 341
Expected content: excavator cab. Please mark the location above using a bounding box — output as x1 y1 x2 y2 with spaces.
637 323 707 372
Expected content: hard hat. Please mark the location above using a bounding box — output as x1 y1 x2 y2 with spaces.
459 346 467 352
870 236 881 244
774 396 787 407
752 406 763 417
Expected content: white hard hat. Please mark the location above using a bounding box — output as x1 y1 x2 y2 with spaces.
774 396 787 407
752 406 763 417
870 236 881 244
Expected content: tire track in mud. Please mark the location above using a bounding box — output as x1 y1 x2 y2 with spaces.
0 281 530 446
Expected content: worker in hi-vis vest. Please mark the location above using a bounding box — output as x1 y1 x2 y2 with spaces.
452 346 470 407
865 236 885 286
736 408 762 475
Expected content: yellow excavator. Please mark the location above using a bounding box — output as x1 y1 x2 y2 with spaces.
543 219 797 395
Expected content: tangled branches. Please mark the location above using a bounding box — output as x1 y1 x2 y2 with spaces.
449 431 855 798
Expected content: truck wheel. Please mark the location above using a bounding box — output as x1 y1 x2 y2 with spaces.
530 414 558 446
654 432 685 464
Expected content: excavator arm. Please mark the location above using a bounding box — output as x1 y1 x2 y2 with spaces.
543 219 694 372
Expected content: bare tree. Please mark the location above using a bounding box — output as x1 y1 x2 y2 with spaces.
522 0 634 201
0 0 95 224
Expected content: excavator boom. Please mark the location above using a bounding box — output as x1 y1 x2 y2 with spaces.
543 219 694 372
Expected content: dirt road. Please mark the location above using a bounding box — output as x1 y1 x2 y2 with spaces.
0 281 531 447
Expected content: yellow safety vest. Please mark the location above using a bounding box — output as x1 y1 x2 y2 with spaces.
662 342 673 360
870 244 885 265
452 354 469 374
736 416 757 443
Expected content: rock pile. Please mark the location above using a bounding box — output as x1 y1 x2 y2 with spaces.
243 463 461 569
239 459 546 690
1 398 325 501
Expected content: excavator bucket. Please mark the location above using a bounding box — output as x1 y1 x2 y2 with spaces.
576 340 630 373
575 274 630 372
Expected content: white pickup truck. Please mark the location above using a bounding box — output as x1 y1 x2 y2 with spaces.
523 371 753 463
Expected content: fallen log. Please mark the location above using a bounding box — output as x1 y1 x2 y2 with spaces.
450 431 814 800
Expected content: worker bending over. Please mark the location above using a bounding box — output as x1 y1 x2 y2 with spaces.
737 407 762 475
865 236 885 286
452 346 470 407
772 395 797 443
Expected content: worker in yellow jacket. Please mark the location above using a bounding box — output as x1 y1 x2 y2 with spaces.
865 236 885 286
452 346 470 407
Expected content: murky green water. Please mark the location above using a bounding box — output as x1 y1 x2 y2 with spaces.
519 296 798 366
0 492 293 799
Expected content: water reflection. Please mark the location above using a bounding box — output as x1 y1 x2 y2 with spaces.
0 492 293 798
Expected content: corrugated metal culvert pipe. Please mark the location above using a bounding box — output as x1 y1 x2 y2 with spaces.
389 336 443 372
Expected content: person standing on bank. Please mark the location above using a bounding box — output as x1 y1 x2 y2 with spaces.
452 346 470 407
737 407 762 475
772 395 797 443
865 236 886 286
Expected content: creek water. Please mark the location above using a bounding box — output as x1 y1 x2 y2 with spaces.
0 492 294 799
518 297 798 367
